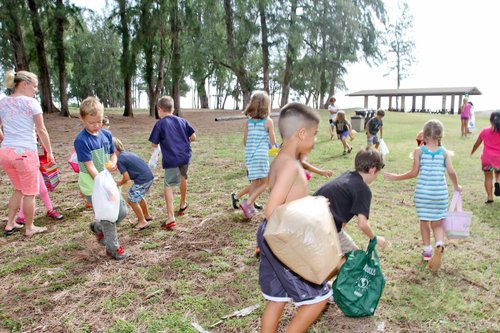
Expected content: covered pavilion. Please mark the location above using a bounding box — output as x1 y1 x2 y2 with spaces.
346 87 481 114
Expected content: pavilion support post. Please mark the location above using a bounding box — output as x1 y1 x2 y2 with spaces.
377 96 381 109
364 96 368 108
442 96 446 113
421 96 426 111
389 96 393 110
458 95 463 115
401 96 405 112
450 95 455 115
412 96 416 112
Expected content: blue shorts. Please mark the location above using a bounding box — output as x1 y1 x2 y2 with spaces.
128 179 153 203
164 164 189 187
338 130 349 140
367 135 380 145
256 219 331 306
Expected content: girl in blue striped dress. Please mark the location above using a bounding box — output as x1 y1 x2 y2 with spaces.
385 119 461 272
235 91 276 219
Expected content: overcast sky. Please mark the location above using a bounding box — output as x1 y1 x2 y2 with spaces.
72 0 499 111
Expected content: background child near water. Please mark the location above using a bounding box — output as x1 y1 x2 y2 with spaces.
234 91 276 219
470 111 500 203
113 137 154 230
74 97 129 260
257 102 329 332
334 111 353 154
385 119 461 272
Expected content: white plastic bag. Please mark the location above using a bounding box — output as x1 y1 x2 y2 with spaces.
264 195 342 284
148 146 162 169
92 169 120 222
379 138 389 156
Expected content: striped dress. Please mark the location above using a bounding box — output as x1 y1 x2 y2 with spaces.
414 146 449 221
245 118 270 181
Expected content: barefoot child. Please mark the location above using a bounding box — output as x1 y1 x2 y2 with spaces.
113 137 154 230
257 103 330 332
149 96 196 230
385 119 461 272
74 97 130 260
470 111 500 203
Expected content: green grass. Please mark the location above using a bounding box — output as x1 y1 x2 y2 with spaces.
0 109 498 332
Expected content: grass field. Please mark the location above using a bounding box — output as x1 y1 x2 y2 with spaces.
0 108 498 332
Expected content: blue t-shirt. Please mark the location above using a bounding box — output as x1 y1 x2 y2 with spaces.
149 115 195 169
74 129 115 196
367 117 383 135
117 151 154 185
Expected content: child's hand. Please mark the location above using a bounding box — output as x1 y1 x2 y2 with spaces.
384 172 396 180
320 170 333 178
105 160 117 172
376 236 388 252
455 184 463 192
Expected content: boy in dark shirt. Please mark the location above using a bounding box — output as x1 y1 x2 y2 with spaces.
366 109 385 149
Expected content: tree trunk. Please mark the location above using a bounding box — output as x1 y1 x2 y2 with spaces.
27 0 58 113
3 0 30 71
197 79 209 109
118 0 134 117
170 0 182 116
55 0 69 117
280 0 297 107
258 0 269 93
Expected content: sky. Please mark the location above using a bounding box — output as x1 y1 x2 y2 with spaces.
72 0 500 111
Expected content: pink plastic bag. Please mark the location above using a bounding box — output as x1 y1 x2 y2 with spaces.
443 191 472 239
68 150 79 173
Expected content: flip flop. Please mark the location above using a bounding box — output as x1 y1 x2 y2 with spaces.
24 226 48 238
145 217 154 222
177 202 189 216
4 224 23 236
160 221 176 230
135 222 151 231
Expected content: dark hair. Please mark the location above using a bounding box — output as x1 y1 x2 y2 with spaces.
376 109 385 117
355 147 384 172
491 111 500 132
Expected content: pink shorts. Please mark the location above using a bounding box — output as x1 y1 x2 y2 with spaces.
0 148 40 195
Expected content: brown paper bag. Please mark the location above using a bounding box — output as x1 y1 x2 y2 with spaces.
263 195 342 284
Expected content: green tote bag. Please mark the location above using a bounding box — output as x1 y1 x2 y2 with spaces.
332 237 385 317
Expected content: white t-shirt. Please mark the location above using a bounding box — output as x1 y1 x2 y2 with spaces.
328 104 339 120
0 96 43 152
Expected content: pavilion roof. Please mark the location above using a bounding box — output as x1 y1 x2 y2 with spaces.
347 87 481 97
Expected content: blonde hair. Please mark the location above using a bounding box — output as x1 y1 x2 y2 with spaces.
79 96 104 118
113 137 125 152
158 96 174 113
278 103 319 139
423 119 443 146
336 110 346 122
244 91 270 119
3 70 37 91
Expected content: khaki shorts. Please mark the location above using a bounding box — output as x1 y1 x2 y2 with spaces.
338 230 358 256
164 164 189 187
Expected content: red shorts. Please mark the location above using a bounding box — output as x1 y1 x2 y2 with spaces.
0 148 40 195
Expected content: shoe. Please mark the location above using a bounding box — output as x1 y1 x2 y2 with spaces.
15 216 25 225
47 210 64 220
106 246 131 260
254 202 263 210
343 151 347 155
495 182 500 196
231 192 240 209
161 221 176 230
177 202 188 216
348 147 353 153
4 224 23 236
89 222 105 246
422 249 433 262
254 246 261 258
428 245 444 272
485 200 493 204
240 200 256 219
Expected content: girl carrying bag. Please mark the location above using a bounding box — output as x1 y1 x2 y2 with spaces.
443 191 472 239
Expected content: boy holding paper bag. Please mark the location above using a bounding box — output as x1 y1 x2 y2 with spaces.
256 103 332 333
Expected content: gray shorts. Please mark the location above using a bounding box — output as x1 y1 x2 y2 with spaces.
367 135 380 146
164 164 189 187
256 219 332 306
338 230 358 256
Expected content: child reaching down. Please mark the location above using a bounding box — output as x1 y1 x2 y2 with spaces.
385 119 461 272
113 137 154 230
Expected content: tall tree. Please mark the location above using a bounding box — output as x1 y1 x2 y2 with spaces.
27 0 58 113
280 0 299 107
170 0 182 116
54 0 70 116
117 0 136 117
385 1 415 89
258 0 270 93
0 0 30 71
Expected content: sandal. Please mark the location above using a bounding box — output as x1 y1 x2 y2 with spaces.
160 221 176 230
4 224 24 236
145 216 154 222
135 222 151 231
177 202 189 216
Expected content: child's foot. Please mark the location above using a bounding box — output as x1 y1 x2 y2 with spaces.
46 209 64 220
24 226 48 238
4 223 24 236
428 245 444 272
145 216 154 222
343 150 347 155
495 182 500 196
161 221 176 230
177 202 188 216
106 246 131 260
231 192 240 209
15 216 25 225
135 221 150 231
253 202 263 210
348 146 353 153
485 199 494 204
240 200 256 219
89 222 105 246
422 249 433 262
254 246 261 258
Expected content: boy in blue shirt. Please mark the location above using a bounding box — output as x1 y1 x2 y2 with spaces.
366 109 385 149
149 96 196 230
74 97 129 260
